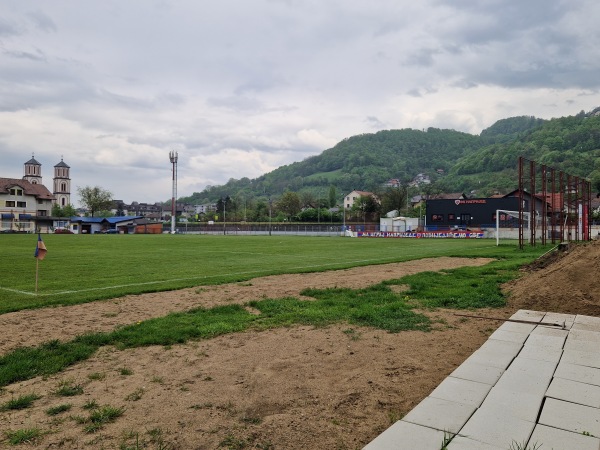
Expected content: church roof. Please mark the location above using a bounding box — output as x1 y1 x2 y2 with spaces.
54 159 70 168
0 178 54 200
25 157 41 166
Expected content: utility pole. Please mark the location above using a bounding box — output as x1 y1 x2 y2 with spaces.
223 197 226 235
169 150 178 234
268 197 272 236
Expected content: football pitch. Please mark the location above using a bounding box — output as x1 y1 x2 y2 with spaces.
0 234 539 314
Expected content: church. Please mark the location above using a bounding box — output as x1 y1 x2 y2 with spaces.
0 156 71 233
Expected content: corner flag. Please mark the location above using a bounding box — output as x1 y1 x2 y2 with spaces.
34 234 47 260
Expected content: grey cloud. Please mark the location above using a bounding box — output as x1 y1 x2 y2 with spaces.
27 11 57 33
365 116 385 128
207 96 265 112
3 48 46 61
437 0 570 44
0 17 20 37
404 48 441 67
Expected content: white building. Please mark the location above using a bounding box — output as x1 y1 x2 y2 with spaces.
1 155 72 232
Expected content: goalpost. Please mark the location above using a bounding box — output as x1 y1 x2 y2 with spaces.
495 210 530 246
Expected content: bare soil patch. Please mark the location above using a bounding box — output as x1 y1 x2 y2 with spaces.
0 244 598 449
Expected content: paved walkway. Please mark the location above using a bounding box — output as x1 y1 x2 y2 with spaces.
364 310 600 450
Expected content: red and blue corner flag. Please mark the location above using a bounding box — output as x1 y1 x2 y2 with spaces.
34 234 47 260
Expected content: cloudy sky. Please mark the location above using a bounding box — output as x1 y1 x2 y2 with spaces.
1 0 599 206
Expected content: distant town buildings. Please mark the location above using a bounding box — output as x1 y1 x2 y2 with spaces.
1 155 72 232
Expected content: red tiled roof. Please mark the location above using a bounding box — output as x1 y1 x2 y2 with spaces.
0 178 54 200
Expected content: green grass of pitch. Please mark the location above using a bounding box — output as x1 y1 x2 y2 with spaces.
0 234 544 314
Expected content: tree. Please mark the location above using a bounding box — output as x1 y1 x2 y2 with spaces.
328 185 337 208
276 192 301 220
590 170 600 196
77 186 113 217
380 186 408 216
351 195 381 222
51 203 78 217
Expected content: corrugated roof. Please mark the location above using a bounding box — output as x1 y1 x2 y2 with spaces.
70 216 143 224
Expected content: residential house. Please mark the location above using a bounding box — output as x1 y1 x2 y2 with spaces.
0 178 54 232
128 201 163 220
344 190 379 210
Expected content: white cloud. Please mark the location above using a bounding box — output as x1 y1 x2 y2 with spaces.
0 0 599 206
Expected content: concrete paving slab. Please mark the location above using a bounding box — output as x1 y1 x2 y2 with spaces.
365 309 600 448
542 312 576 329
504 356 558 382
539 397 600 436
496 321 536 334
429 376 492 407
561 349 600 369
526 326 568 350
555 361 600 386
546 377 600 408
446 435 504 449
529 424 600 450
563 338 600 353
401 396 476 434
462 339 523 370
362 420 446 450
511 310 546 322
574 314 600 331
569 328 600 343
482 387 543 422
488 328 530 343
517 344 562 363
572 322 600 332
457 404 536 449
524 332 567 350
449 361 504 386
530 326 569 338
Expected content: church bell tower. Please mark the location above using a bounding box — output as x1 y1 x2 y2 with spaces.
53 157 71 207
23 154 42 185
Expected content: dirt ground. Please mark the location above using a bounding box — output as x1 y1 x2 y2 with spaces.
0 243 599 449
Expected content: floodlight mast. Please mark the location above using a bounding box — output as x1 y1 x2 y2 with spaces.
169 151 178 234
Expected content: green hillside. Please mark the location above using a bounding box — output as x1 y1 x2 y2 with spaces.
180 109 600 206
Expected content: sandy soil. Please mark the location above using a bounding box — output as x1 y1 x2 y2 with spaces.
0 243 598 449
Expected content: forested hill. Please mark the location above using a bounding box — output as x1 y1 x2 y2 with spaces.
180 109 600 204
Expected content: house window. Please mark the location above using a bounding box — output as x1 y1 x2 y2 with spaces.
9 188 23 196
5 201 15 207
37 210 48 217
431 214 444 222
17 201 26 208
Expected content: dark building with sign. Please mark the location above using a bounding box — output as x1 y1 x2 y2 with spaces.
426 197 527 229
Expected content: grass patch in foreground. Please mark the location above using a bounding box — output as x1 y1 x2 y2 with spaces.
0 287 427 387
0 245 549 388
384 251 542 309
1 393 41 411
4 428 43 445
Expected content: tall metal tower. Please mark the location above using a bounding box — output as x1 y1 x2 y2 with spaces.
169 150 178 234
